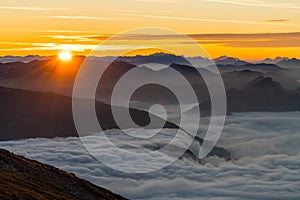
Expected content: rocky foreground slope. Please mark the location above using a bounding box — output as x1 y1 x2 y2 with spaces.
0 148 127 200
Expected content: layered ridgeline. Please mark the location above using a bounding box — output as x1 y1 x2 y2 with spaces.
0 53 299 160
0 148 127 200
0 53 299 105
0 86 231 160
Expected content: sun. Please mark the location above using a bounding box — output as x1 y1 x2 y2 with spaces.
58 51 72 61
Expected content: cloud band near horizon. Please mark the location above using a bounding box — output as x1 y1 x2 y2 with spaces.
0 31 300 59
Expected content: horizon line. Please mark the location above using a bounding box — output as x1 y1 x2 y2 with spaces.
0 53 299 62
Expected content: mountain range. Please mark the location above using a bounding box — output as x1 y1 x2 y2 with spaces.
0 55 48 64
2 53 299 67
0 53 299 107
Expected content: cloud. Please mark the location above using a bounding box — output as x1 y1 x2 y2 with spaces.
37 35 108 42
262 19 290 23
123 13 300 27
187 32 300 48
134 0 181 3
2 31 300 52
0 29 95 33
0 42 141 52
0 112 299 199
100 31 300 48
114 9 175 14
49 16 129 21
0 6 62 11
114 32 300 48
203 0 300 9
36 30 94 33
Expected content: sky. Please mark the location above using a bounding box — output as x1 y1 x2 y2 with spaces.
0 0 300 60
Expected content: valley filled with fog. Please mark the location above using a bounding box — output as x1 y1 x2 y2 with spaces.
1 112 299 200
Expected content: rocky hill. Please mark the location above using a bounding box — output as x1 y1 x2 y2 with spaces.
0 148 127 200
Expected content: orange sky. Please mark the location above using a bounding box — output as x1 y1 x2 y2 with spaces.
0 0 300 60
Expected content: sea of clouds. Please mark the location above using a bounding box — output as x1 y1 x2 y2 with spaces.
0 112 300 199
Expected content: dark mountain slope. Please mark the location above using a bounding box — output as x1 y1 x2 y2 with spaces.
217 63 284 73
189 77 300 114
0 86 176 141
227 76 300 112
0 148 127 200
221 70 264 89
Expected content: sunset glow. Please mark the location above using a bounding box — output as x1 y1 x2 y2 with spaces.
0 0 299 60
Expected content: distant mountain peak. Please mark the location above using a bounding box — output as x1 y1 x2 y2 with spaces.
262 56 289 64
0 55 48 64
262 58 273 62
215 55 237 61
168 62 196 72
149 52 178 57
118 52 188 66
214 56 249 66
244 76 283 90
277 57 300 68
275 56 289 60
